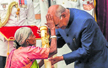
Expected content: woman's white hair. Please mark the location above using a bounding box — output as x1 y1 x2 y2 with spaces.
13 27 32 48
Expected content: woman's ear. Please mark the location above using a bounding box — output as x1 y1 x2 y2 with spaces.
25 39 29 44
26 40 30 46
25 39 28 43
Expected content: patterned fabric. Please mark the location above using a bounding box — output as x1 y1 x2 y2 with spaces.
96 0 108 41
5 49 15 68
30 60 39 68
5 46 49 68
22 61 33 68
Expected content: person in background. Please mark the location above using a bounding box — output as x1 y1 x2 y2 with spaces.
5 27 57 68
0 0 39 68
46 5 108 68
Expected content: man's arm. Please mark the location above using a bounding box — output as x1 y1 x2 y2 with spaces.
50 19 96 65
63 19 96 64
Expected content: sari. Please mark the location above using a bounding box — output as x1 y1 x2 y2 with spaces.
5 46 49 68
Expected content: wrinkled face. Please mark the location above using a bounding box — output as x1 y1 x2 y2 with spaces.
53 10 70 29
26 33 36 46
54 15 68 29
47 5 70 29
53 15 61 29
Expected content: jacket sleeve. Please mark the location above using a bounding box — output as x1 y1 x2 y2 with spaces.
27 46 49 60
56 29 66 48
63 19 96 64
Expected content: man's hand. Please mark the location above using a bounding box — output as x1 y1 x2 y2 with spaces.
46 13 55 30
49 56 64 65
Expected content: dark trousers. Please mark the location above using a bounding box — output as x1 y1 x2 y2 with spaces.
0 56 6 68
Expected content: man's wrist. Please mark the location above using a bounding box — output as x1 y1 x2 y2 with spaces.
59 56 64 61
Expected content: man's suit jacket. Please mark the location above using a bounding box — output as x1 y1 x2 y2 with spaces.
56 8 108 68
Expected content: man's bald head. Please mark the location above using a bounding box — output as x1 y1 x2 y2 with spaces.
47 5 70 29
48 5 65 18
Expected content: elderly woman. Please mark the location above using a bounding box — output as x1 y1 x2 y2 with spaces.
5 27 57 68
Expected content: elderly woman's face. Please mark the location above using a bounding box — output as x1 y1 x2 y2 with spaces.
26 33 36 46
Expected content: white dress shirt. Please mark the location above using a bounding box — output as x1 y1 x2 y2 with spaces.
56 0 94 17
0 0 37 56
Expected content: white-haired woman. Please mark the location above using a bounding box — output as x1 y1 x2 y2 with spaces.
5 27 57 68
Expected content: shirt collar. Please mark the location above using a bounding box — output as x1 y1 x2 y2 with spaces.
66 8 74 28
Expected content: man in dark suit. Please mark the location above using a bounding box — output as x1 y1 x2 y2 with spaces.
46 5 108 68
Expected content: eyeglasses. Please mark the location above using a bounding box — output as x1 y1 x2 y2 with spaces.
55 22 60 28
55 16 61 28
55 23 59 27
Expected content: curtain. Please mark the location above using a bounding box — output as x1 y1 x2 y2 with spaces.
96 0 108 41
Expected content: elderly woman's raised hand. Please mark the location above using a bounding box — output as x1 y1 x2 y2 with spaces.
46 13 55 30
37 28 41 37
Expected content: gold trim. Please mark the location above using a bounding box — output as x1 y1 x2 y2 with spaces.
0 32 10 41
7 41 9 56
0 1 18 28
94 0 97 22
0 32 41 41
40 26 51 68
40 26 48 31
